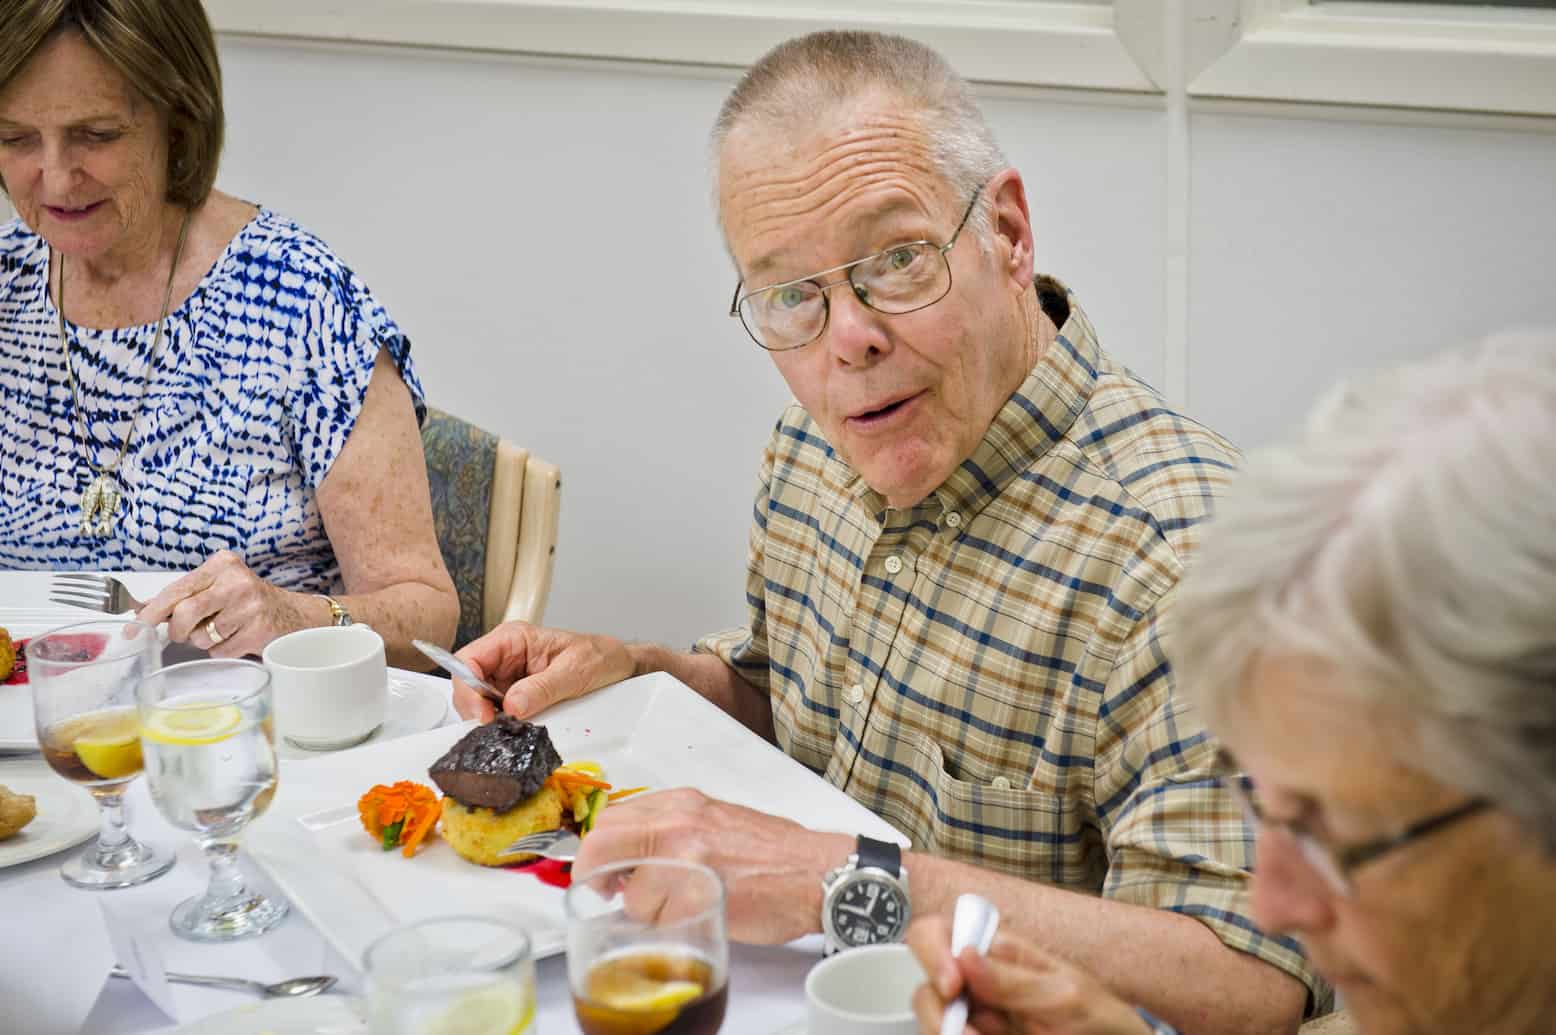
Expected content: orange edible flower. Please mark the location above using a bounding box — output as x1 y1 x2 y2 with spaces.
358 781 441 857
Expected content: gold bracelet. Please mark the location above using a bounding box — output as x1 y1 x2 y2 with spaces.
321 595 353 626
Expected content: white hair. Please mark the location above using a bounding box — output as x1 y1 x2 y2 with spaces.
1175 331 1556 850
709 30 1008 246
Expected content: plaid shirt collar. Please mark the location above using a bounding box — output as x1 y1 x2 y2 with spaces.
820 289 1103 525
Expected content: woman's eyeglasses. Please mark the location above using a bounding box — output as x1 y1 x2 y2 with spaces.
1215 750 1491 896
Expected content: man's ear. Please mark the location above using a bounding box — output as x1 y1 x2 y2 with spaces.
988 169 1036 292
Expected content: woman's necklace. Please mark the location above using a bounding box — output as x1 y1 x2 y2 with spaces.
53 210 192 538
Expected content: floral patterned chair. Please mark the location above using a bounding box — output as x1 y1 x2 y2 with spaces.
420 408 561 648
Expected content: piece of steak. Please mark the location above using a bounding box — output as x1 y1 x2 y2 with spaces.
428 716 562 812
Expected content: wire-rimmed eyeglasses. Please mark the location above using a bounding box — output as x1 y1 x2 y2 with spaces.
1215 750 1492 897
729 183 987 352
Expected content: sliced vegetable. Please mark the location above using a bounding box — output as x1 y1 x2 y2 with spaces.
607 786 648 803
548 769 611 792
581 788 607 834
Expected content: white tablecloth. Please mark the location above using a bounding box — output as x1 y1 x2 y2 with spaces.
0 572 819 1034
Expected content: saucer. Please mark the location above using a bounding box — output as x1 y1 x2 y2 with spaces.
275 669 449 760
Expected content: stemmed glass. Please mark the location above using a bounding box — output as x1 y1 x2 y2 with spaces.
566 858 729 1035
365 916 537 1035
28 619 175 889
137 658 287 941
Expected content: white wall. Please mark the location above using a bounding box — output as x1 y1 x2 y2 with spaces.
213 35 1556 648
1188 109 1556 446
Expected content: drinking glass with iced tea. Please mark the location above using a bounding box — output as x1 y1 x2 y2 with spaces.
566 858 729 1035
28 619 175 889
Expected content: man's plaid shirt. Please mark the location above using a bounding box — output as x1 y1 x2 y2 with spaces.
697 284 1325 1003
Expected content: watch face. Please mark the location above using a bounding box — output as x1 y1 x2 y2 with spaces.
828 874 908 947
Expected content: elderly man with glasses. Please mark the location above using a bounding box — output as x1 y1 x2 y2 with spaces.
453 30 1324 1035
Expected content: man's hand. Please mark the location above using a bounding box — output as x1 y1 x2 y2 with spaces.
451 622 635 722
908 914 1152 1035
137 550 315 658
571 788 851 944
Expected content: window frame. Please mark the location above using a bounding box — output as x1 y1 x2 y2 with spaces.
203 0 1156 94
1190 0 1556 116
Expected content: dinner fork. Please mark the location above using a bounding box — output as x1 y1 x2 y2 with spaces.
50 573 143 615
498 828 580 862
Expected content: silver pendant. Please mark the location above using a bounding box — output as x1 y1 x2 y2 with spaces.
79 470 121 538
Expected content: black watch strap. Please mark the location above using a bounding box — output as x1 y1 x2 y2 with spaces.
856 835 901 877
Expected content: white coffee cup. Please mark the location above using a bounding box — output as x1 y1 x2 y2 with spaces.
261 624 387 750
805 943 926 1035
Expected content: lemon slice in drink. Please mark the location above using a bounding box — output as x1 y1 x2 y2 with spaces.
74 716 143 779
593 972 704 1014
141 704 243 746
420 981 534 1035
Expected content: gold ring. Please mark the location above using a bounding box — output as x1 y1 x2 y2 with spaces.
205 618 225 645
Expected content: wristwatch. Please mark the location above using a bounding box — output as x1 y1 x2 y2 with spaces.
322 595 353 626
821 835 911 955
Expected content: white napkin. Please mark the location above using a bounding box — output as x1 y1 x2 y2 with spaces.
99 897 178 1021
0 865 116 1034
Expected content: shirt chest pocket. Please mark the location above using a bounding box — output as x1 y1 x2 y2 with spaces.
868 726 1105 890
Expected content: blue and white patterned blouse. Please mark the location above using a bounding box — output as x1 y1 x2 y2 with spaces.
0 207 426 591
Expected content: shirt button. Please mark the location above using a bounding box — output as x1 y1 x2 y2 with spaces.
844 683 865 705
991 776 1012 790
883 555 904 575
945 511 963 528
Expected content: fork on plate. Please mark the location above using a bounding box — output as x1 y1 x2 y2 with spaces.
498 828 580 862
50 573 144 615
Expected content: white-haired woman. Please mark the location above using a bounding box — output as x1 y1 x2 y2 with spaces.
908 332 1556 1035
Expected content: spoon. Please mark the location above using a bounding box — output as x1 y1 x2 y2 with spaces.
939 893 1001 1035
412 639 505 707
110 964 337 999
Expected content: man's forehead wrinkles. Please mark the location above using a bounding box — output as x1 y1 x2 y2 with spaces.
738 182 937 283
728 117 933 187
719 103 952 283
741 161 935 225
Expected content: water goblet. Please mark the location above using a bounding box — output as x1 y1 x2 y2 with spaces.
566 858 729 1035
28 619 175 889
137 658 286 941
365 916 536 1035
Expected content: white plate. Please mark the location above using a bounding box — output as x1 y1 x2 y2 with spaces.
248 672 908 970
0 758 99 867
0 610 78 753
276 669 450 761
0 581 184 752
0 681 36 754
167 995 367 1034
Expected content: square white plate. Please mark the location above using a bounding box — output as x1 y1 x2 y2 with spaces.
0 610 95 753
0 573 180 751
248 672 908 972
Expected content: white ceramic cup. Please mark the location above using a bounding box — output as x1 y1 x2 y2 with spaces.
261 624 387 750
805 943 926 1035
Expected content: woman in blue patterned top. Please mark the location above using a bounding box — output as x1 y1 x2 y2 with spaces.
0 0 458 667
